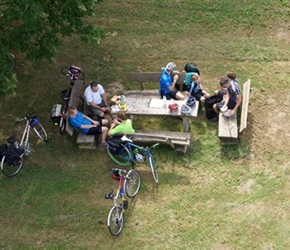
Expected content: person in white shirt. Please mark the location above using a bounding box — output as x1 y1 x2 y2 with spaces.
84 81 113 119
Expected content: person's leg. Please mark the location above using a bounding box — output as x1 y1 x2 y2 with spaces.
88 106 105 118
101 126 108 143
101 118 109 127
213 101 223 114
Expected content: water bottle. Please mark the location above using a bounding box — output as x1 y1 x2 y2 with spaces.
163 95 167 109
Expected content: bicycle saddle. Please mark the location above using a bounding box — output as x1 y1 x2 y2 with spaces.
7 134 16 144
121 135 132 142
105 190 114 199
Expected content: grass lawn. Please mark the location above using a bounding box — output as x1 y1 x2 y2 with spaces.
1 0 290 249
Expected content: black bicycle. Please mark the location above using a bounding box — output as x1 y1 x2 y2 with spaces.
60 65 85 86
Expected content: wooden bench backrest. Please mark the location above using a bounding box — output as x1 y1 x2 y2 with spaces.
65 79 83 136
123 72 187 89
239 79 251 132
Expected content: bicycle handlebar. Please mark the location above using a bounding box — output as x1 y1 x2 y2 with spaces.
15 111 36 124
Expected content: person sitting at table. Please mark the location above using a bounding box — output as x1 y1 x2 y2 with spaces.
186 73 210 104
159 62 184 100
68 106 109 146
213 77 242 116
214 72 239 99
108 111 135 136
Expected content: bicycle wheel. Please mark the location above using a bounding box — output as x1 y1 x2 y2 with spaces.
125 169 141 198
148 155 158 183
107 146 131 167
107 206 124 236
59 117 66 134
1 155 24 177
33 123 48 142
61 66 70 76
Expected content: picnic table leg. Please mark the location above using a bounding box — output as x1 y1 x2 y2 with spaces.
182 117 190 132
130 115 134 121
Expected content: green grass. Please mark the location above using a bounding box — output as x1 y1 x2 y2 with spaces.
1 0 290 249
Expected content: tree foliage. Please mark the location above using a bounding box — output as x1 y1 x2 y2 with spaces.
0 0 105 95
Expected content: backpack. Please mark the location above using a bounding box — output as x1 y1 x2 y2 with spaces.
184 63 200 75
107 135 124 154
4 146 24 166
204 96 221 121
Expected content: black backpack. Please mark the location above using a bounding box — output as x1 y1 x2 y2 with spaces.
107 135 124 154
204 96 221 121
184 63 200 75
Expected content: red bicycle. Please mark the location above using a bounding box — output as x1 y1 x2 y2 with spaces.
105 168 141 236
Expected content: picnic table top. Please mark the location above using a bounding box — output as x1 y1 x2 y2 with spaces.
111 96 199 118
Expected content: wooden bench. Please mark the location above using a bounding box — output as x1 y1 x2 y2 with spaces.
65 79 97 149
129 130 192 155
123 72 188 96
218 79 251 145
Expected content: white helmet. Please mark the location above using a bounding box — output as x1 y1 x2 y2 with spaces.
165 62 176 72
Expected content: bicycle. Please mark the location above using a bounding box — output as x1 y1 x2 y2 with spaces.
105 168 141 236
107 135 159 183
0 112 48 177
60 65 85 86
57 65 85 133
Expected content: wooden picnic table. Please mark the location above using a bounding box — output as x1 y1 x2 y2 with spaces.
111 96 199 132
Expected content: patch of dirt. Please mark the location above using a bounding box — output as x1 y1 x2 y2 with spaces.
246 88 290 165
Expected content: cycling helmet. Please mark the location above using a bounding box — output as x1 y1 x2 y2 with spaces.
186 96 196 108
111 169 120 181
165 62 176 72
30 116 39 127
168 103 178 112
180 104 192 115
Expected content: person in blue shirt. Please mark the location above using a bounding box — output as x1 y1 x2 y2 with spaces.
186 73 210 104
159 62 184 100
68 106 109 146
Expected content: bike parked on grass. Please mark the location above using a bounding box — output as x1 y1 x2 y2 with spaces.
105 168 141 236
0 112 48 177
107 135 159 183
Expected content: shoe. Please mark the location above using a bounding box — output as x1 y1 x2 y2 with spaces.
210 116 218 122
101 142 108 147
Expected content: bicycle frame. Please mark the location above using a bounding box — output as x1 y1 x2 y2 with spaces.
123 141 153 164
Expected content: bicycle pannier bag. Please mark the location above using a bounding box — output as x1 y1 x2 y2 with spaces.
5 146 24 166
51 104 62 126
0 144 7 161
107 135 124 154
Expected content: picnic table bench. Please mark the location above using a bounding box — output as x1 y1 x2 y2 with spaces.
218 79 251 144
130 130 192 155
65 79 98 149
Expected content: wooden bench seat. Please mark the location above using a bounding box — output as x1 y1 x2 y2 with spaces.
218 79 251 145
129 130 192 155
